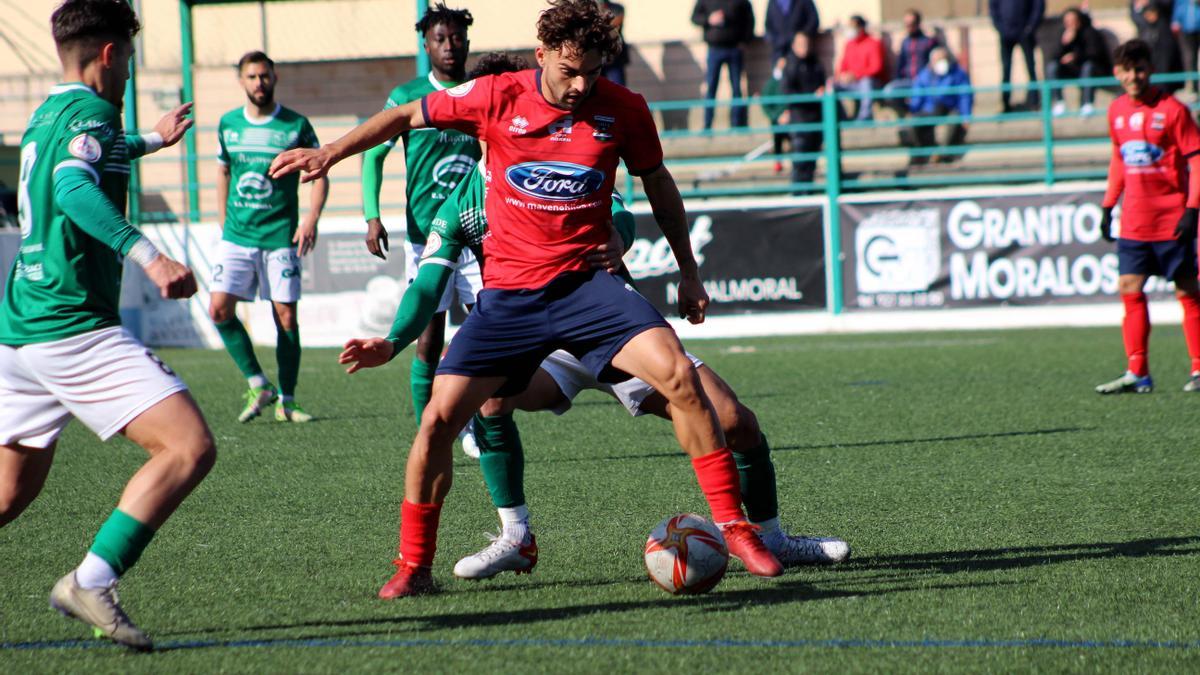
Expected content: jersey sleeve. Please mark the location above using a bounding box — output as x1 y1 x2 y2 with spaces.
620 94 664 176
420 75 494 141
611 191 636 251
384 211 464 357
52 99 121 186
217 118 230 166
1174 103 1200 158
299 117 320 149
381 85 411 148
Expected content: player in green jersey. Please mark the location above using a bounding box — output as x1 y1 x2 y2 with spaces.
0 0 216 650
209 50 328 424
360 3 483 449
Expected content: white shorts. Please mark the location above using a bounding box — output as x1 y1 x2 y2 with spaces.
405 238 483 313
211 240 301 303
539 350 705 417
0 327 188 448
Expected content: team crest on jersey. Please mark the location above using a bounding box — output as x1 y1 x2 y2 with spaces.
1130 112 1144 131
1151 112 1166 130
509 116 529 135
592 114 615 141
236 172 274 200
68 133 102 163
422 231 443 259
505 161 606 202
1114 116 1125 130
433 154 477 189
549 116 573 142
1120 140 1164 167
447 81 476 98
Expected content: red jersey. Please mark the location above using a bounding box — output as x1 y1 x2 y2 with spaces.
421 70 664 290
1108 88 1200 241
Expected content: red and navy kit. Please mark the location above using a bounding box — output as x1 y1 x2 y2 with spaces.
421 69 664 290
1108 88 1200 242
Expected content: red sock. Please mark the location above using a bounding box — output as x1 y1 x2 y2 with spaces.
691 448 745 525
399 500 441 569
1122 292 1151 376
1180 293 1200 373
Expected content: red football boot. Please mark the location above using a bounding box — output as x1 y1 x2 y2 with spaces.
378 560 437 599
721 522 784 578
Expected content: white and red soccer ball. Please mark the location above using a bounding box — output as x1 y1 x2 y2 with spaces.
644 513 729 595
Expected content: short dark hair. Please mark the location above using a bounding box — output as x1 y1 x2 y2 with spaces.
536 0 621 62
1113 39 1152 69
51 0 140 54
415 2 474 35
237 51 275 73
467 52 530 80
850 15 867 30
906 9 922 23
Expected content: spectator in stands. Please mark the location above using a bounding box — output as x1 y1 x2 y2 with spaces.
778 31 826 188
907 47 972 165
1047 7 1111 117
990 0 1045 112
1172 0 1200 95
692 0 756 129
598 1 629 86
765 0 820 62
1139 2 1185 91
883 9 939 113
834 15 886 121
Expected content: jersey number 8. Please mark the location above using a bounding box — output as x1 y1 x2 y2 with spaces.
17 142 37 239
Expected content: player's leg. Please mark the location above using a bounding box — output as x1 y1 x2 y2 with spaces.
264 248 308 422
209 241 276 420
451 251 485 457
0 442 56 527
453 370 568 580
1098 238 1154 394
412 315 446 423
0 343 71 526
380 373 506 598
1172 247 1200 391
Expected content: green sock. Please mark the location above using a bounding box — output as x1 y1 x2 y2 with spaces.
410 357 437 425
276 327 301 398
215 318 263 380
475 412 526 509
734 433 779 523
89 509 156 575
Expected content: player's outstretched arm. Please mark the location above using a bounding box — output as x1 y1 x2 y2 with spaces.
338 262 456 373
640 164 709 324
53 168 196 299
125 102 194 160
270 101 426 183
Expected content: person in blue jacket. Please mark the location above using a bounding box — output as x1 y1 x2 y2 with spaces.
1173 0 1200 95
908 47 972 164
990 0 1045 111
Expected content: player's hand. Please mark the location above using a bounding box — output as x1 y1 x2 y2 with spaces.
587 224 625 273
270 146 336 183
339 337 395 373
1175 207 1199 243
153 102 194 148
676 273 709 324
144 256 198 299
1100 207 1115 242
366 218 389 260
294 219 318 256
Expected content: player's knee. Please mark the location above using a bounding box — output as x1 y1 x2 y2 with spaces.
418 405 460 446
723 404 761 452
209 303 232 324
478 397 509 417
657 358 704 408
178 430 217 479
1118 278 1144 295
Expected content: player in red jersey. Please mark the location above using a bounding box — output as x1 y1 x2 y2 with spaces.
272 0 783 596
1096 39 1200 394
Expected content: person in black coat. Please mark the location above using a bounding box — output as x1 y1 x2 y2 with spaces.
765 0 819 61
778 32 825 189
692 0 756 128
1139 2 1185 92
990 0 1046 111
1047 8 1112 116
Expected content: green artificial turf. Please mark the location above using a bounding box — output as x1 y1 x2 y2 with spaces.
1 327 1198 673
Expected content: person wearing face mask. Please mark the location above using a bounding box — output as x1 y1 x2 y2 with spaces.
989 0 1045 112
906 47 972 165
834 15 886 121
1047 8 1111 118
882 9 939 114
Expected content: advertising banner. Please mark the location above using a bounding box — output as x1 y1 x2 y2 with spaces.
626 204 826 315
840 190 1174 310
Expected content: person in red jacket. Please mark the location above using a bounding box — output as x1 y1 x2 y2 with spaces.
834 15 886 121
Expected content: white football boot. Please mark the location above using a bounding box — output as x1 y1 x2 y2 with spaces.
453 533 538 579
763 532 851 567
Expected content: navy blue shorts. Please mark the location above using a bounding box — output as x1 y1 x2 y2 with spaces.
437 270 670 397
1117 238 1197 279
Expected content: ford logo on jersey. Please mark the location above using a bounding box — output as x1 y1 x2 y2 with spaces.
505 161 606 202
1120 140 1164 167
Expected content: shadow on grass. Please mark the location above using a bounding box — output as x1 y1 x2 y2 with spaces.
146 577 1010 649
536 426 1093 463
838 536 1200 576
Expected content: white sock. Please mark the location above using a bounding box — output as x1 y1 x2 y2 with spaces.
248 374 269 389
76 552 118 589
753 517 784 546
498 504 531 544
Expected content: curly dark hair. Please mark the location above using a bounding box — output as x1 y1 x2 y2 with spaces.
536 0 620 63
415 2 474 36
467 52 530 80
1113 39 1152 69
51 0 140 50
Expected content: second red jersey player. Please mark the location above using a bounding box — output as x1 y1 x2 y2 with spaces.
1097 39 1200 394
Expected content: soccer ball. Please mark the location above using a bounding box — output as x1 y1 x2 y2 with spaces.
644 513 728 595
